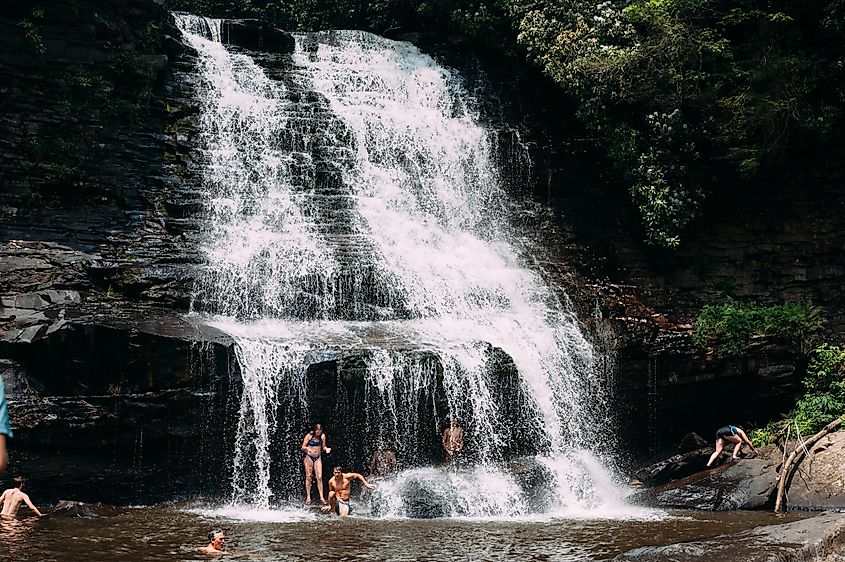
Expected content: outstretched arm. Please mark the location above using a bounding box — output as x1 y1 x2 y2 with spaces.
322 434 331 454
22 493 43 517
350 472 375 489
738 429 758 453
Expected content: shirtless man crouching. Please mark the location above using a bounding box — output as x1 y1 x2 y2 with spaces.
0 476 43 517
321 467 374 516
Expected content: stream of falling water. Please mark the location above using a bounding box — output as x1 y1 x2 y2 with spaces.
175 15 641 519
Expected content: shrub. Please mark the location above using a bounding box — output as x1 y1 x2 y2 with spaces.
750 344 845 447
692 300 821 356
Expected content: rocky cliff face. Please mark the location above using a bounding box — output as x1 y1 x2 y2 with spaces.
1 0 842 502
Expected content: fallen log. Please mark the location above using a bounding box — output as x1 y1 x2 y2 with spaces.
774 416 844 513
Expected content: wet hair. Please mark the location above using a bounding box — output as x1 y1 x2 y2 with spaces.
313 423 323 434
333 466 343 472
207 530 224 542
12 476 24 489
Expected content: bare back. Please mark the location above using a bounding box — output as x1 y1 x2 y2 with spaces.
0 488 31 516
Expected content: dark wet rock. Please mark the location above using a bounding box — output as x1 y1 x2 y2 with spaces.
679 432 710 453
633 448 713 488
508 457 554 512
401 482 451 519
632 431 845 512
221 19 294 53
51 500 126 518
633 452 777 510
613 512 845 561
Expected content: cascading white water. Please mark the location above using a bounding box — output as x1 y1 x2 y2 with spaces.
175 15 633 518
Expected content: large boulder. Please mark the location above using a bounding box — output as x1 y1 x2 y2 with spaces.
632 431 845 511
632 451 778 510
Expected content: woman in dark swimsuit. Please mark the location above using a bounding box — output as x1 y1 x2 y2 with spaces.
301 424 331 504
707 425 758 466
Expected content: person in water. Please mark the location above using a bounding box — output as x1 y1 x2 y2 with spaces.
0 476 43 517
199 529 227 556
301 423 331 505
707 425 759 467
0 375 11 473
361 442 397 499
368 442 397 479
441 418 464 462
321 466 374 516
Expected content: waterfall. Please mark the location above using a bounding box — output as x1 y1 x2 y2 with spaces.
175 15 628 518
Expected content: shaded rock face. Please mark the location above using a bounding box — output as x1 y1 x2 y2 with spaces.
220 19 294 53
779 433 845 510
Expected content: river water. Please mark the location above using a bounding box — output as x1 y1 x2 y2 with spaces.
0 504 809 562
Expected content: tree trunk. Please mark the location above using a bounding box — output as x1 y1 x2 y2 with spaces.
774 416 844 513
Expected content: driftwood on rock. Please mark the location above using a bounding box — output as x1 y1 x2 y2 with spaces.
774 415 844 513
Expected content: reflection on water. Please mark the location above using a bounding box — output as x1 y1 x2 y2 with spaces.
0 503 811 562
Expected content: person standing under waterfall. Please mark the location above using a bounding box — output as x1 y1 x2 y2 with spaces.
707 425 758 467
442 418 464 464
301 423 331 505
321 466 375 516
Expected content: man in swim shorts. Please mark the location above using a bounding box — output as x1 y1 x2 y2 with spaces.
0 476 43 517
321 466 374 516
707 425 758 467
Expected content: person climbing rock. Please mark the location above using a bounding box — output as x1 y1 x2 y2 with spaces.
707 425 758 467
301 423 331 505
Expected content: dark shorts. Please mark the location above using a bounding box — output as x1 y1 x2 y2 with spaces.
716 426 736 440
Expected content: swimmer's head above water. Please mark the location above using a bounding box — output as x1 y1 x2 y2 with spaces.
207 530 224 551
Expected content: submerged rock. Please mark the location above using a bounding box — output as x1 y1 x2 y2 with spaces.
51 500 125 518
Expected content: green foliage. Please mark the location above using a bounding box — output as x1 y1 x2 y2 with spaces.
18 7 47 54
170 1 845 247
693 300 822 355
509 0 845 247
750 344 845 446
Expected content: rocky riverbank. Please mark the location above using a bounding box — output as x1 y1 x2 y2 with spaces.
631 429 845 512
614 511 845 562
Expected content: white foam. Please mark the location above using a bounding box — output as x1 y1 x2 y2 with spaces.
185 503 318 523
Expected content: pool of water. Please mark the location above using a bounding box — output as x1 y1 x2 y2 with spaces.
0 502 811 561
